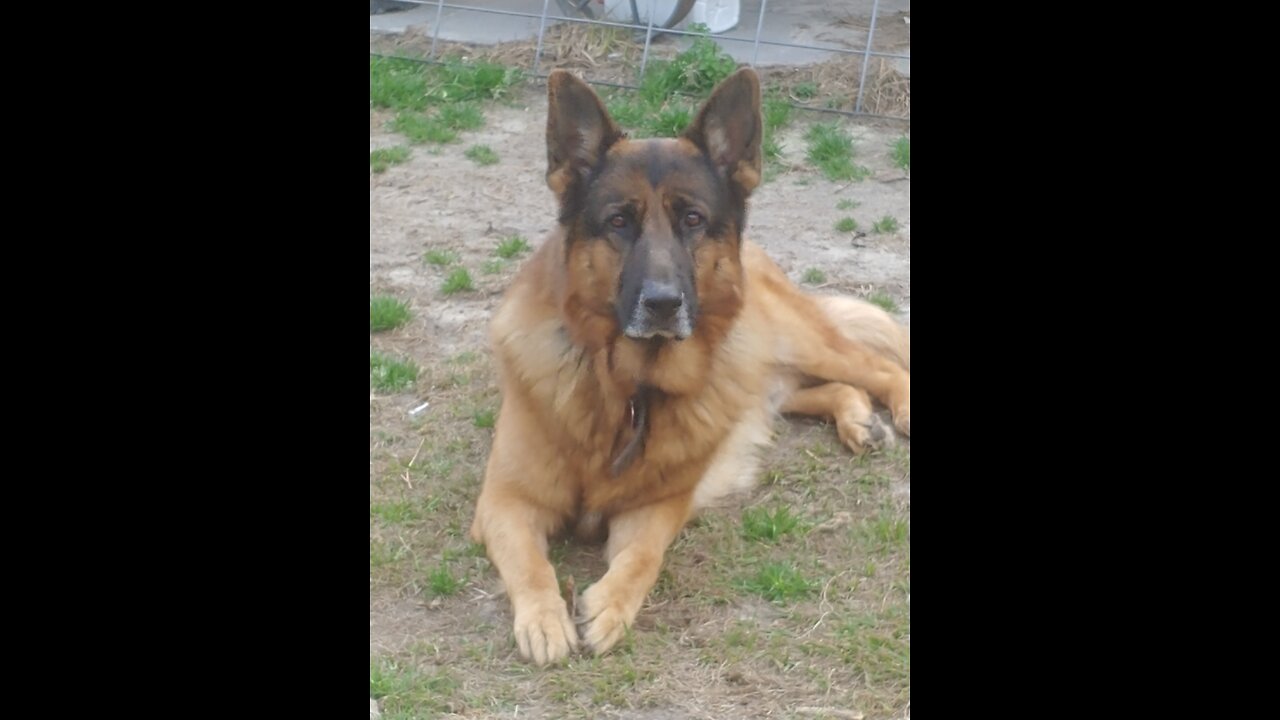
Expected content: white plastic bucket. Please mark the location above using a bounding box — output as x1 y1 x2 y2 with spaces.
598 0 739 33
687 0 739 33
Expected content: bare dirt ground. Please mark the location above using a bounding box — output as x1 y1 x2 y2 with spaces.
371 81 910 719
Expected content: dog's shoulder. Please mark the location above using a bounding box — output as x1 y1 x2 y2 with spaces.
489 227 593 397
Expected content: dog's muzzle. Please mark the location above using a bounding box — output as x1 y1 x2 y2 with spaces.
623 280 693 340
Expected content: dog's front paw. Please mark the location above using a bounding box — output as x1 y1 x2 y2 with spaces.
577 581 638 656
513 595 579 666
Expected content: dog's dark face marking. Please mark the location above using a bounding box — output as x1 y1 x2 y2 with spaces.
546 68 762 348
583 140 733 340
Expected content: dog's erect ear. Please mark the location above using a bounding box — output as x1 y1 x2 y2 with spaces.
546 70 623 199
682 68 763 194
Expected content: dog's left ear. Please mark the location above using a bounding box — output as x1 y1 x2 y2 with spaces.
682 68 763 194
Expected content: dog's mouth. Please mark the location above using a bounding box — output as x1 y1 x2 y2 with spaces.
623 326 691 341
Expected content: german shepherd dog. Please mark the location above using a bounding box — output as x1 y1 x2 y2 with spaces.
470 68 910 665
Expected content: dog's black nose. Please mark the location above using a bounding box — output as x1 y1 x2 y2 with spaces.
642 282 682 317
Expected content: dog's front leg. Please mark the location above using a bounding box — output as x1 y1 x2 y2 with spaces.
471 487 578 665
578 492 693 655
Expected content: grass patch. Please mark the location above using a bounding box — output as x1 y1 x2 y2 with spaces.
652 105 694 138
834 217 858 233
741 505 803 543
370 500 421 524
392 111 457 144
891 136 910 171
836 198 860 210
442 268 475 294
424 249 459 266
370 351 419 393
802 268 827 285
761 93 793 178
740 562 817 602
423 58 522 104
495 235 530 259
604 26 737 139
837 607 910 685
793 82 818 99
370 146 411 174
605 97 650 129
764 136 784 163
370 56 430 111
641 27 738 104
472 409 495 428
369 658 459 716
391 102 486 145
482 259 505 275
868 291 898 313
805 123 870 182
370 296 411 332
606 96 697 140
369 539 397 569
427 563 464 596
872 215 899 234
859 511 910 551
371 56 521 111
763 95 792 133
464 144 498 166
438 102 484 130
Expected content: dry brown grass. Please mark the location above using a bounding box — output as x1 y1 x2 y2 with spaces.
758 57 909 118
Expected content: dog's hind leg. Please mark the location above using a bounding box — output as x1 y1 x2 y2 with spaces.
783 324 910 437
781 382 895 454
812 295 910 371
743 244 909 435
577 491 693 656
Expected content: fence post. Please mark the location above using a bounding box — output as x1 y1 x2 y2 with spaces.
854 0 881 114
638 0 659 81
533 0 553 75
750 0 770 67
428 0 446 59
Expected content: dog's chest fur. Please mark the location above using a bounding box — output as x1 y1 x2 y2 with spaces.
500 307 770 522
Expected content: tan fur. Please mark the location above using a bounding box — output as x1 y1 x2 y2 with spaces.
469 69 910 665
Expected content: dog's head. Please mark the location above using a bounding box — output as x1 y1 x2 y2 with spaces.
546 68 763 346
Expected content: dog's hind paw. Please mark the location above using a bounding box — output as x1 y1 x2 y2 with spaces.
838 412 895 454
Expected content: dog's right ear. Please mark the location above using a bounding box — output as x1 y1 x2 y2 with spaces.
546 70 623 202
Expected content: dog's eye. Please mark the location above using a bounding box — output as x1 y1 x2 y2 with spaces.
609 214 628 229
684 211 704 228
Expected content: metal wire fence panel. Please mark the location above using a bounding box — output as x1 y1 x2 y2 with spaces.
371 0 910 121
